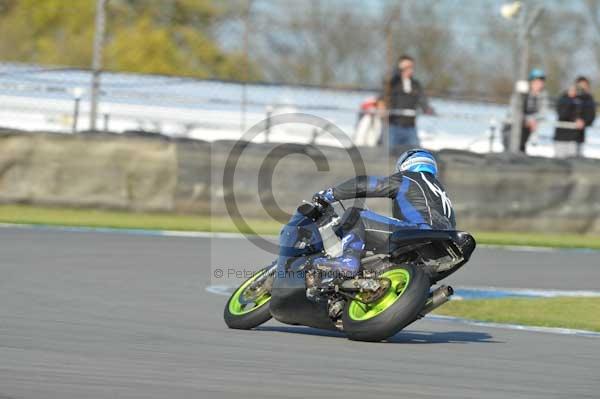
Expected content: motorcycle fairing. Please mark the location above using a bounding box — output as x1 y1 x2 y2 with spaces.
269 208 476 329
270 210 338 330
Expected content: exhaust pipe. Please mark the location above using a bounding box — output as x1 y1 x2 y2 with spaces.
419 285 454 317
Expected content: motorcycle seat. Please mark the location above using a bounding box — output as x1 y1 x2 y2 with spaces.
337 208 475 262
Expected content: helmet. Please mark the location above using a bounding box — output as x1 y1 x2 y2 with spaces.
529 68 546 81
395 149 438 176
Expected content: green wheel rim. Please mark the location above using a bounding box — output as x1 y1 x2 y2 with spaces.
347 268 411 321
228 269 272 316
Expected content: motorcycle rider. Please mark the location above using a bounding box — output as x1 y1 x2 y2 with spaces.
306 149 455 302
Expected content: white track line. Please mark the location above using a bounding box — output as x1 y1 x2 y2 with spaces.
205 284 600 338
208 284 600 299
455 286 600 298
206 285 235 296
426 315 600 338
0 223 276 239
1 223 597 253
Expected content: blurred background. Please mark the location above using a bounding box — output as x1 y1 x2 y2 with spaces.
1 0 600 238
1 0 600 157
3 4 600 397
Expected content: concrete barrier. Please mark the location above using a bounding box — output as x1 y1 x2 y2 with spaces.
205 142 600 234
438 150 600 234
1 131 599 234
0 132 177 211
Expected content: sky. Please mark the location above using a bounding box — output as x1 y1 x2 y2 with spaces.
241 0 598 87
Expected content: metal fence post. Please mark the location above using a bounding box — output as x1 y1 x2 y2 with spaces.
265 106 272 143
103 113 110 132
72 96 81 133
489 117 497 153
89 0 107 132
508 4 543 153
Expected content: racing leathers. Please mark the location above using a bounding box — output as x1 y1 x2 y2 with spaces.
311 171 455 279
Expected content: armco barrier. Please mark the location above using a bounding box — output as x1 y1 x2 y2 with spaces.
1 131 599 234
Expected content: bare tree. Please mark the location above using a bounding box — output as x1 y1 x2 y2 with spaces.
251 0 379 87
583 0 600 97
584 0 600 64
225 0 594 102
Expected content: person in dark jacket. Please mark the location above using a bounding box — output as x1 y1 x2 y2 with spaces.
554 76 596 158
306 149 454 303
381 55 434 151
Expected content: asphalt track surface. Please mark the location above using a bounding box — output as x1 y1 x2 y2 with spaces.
1 227 599 398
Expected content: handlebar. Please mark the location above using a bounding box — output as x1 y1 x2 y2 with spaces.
297 198 337 223
312 195 332 210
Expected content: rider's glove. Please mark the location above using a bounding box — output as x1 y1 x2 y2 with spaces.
312 188 335 206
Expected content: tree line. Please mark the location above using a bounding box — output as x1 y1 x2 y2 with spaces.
0 0 598 102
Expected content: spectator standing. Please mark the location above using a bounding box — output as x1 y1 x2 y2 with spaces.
356 96 378 126
354 96 382 147
382 55 434 152
503 68 549 153
554 76 596 158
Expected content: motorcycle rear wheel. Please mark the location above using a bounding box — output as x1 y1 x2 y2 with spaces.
342 264 429 342
224 266 273 329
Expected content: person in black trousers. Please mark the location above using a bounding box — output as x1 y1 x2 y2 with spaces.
554 76 596 158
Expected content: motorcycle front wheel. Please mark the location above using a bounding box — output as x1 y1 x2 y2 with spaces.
342 264 429 342
224 266 273 330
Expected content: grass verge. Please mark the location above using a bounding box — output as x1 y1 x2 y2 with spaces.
474 231 600 250
0 204 281 235
433 297 600 332
1 204 599 249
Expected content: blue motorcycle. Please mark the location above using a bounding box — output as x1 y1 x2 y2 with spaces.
224 199 476 342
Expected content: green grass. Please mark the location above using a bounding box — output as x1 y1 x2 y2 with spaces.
433 297 600 332
0 204 281 235
1 204 599 249
474 231 600 250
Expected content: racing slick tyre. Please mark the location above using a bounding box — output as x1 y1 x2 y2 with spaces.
224 266 273 329
342 264 429 342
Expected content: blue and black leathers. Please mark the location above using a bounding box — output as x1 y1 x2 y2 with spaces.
330 171 456 230
310 230 365 277
311 171 455 278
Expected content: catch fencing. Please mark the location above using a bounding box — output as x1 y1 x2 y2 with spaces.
2 1 600 158
1 64 600 159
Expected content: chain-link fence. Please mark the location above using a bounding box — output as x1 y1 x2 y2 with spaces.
0 0 599 157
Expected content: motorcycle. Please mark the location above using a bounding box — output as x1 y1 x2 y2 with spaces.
224 199 476 342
